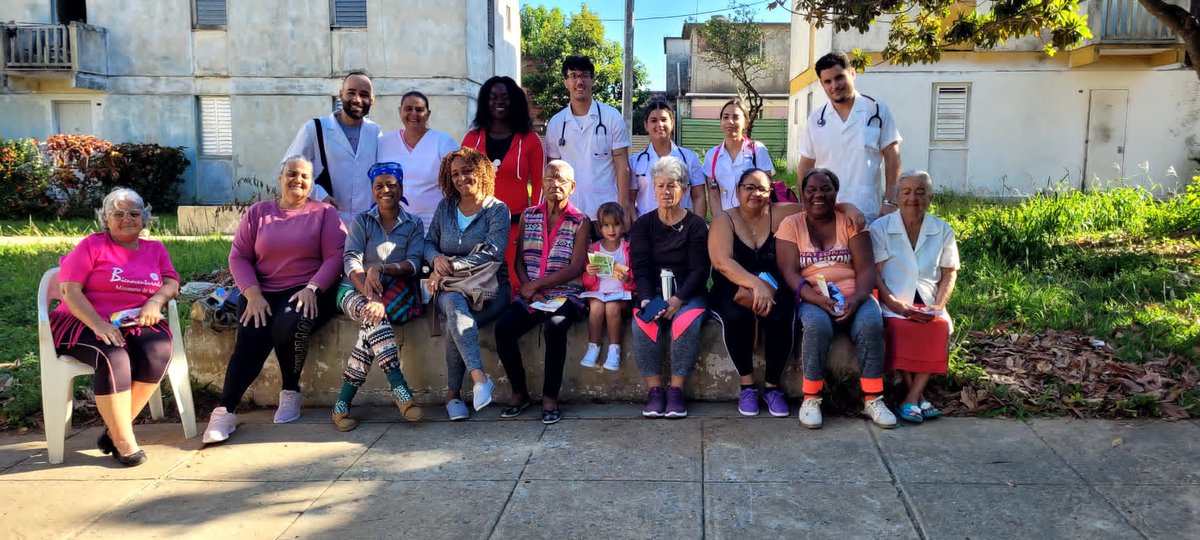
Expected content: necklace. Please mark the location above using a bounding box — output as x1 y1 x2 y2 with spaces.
660 207 686 232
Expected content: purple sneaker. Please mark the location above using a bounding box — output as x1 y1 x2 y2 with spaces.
665 386 688 418
764 389 789 417
642 387 666 418
737 388 760 416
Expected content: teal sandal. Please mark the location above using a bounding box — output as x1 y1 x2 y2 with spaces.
898 402 924 424
919 400 943 419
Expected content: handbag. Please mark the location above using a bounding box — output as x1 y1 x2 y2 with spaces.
379 276 422 324
426 244 503 335
312 118 333 197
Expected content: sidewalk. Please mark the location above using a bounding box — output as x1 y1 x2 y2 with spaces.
0 405 1196 539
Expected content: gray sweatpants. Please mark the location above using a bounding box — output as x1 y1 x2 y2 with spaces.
632 296 708 378
797 296 885 383
437 283 510 392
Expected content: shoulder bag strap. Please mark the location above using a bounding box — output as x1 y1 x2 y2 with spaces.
312 118 333 195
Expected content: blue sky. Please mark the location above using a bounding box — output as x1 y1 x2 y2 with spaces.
525 0 791 89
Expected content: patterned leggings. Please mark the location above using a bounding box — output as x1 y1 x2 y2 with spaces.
339 289 409 397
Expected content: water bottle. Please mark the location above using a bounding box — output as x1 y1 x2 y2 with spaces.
660 269 675 300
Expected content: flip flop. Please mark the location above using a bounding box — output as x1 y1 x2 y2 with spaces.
898 402 924 424
919 400 943 419
500 400 533 419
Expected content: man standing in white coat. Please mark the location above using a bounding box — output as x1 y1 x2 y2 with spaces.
545 55 633 222
283 70 380 223
798 52 902 224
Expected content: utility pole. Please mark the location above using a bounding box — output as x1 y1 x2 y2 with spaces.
622 0 634 127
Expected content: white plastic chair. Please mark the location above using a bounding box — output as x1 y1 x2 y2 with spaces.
37 267 197 464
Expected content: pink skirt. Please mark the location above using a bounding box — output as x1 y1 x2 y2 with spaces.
883 313 950 374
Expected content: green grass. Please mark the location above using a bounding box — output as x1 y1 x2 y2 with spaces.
0 214 181 236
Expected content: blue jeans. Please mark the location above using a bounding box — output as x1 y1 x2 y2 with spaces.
438 282 511 393
797 296 885 383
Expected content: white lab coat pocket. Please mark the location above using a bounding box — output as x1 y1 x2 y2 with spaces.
861 124 882 152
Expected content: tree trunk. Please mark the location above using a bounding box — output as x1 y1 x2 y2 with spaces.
1137 0 1200 79
746 92 764 139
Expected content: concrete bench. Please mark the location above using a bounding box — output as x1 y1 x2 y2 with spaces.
185 313 861 407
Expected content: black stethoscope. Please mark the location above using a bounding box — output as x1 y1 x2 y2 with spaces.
816 94 881 128
633 146 689 177
558 101 608 146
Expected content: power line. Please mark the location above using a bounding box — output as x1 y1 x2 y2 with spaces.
597 0 771 22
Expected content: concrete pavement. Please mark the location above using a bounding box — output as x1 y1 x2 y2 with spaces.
0 406 1196 539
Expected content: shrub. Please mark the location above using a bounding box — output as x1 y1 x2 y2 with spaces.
43 134 114 217
87 143 190 212
0 138 54 219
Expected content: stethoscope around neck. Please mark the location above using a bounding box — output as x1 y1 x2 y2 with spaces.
633 145 688 177
816 94 882 128
558 101 608 146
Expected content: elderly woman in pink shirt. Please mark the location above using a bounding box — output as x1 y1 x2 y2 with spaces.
202 156 347 444
51 188 180 466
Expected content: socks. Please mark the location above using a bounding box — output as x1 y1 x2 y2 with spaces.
334 382 358 414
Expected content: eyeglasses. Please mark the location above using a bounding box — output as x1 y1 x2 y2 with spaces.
110 210 143 220
544 175 574 185
739 184 771 196
566 73 593 82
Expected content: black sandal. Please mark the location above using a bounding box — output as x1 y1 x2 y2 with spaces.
500 400 533 418
112 449 148 467
96 430 116 455
541 408 561 425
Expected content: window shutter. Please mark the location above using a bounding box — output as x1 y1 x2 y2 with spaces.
488 1 496 48
332 0 367 27
199 96 233 156
194 0 227 27
933 85 969 142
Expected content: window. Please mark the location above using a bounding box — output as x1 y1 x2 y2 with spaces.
331 0 367 27
506 5 511 32
198 96 233 156
793 97 800 125
193 0 226 28
932 84 970 142
487 0 495 49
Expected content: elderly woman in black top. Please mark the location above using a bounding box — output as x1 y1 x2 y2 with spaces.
629 155 710 420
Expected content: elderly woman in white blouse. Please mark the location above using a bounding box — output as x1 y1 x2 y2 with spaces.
869 170 960 425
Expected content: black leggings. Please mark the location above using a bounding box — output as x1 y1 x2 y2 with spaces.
55 321 173 396
219 285 336 409
709 291 796 387
494 300 583 400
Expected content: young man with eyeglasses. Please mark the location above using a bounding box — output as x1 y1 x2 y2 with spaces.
545 56 633 223
797 52 902 225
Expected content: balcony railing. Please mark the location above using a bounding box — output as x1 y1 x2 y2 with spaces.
1 22 107 74
1092 0 1178 43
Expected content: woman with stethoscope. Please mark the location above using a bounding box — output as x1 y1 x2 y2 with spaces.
462 76 545 285
630 101 707 218
703 99 776 215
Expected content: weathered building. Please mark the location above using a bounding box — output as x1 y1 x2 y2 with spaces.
1 0 520 203
785 0 1199 195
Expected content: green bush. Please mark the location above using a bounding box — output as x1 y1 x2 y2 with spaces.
0 138 54 219
87 143 190 212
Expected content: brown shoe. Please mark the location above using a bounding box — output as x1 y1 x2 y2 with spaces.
332 411 359 432
397 399 423 422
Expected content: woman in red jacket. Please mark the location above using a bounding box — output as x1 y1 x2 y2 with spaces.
462 76 545 285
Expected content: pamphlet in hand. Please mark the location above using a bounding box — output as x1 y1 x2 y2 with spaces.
530 297 567 312
588 252 615 276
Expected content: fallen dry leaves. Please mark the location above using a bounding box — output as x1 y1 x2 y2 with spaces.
930 329 1198 419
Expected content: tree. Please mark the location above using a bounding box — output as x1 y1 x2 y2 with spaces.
521 4 650 122
696 4 778 136
1135 0 1200 79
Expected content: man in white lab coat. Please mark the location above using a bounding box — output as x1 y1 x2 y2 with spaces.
798 52 902 224
282 70 380 223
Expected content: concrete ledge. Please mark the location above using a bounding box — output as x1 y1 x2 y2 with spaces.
185 313 860 407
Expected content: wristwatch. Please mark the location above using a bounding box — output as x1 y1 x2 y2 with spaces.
882 198 898 208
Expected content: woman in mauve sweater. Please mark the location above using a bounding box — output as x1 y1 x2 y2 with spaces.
202 156 347 445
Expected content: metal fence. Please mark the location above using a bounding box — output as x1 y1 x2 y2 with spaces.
677 118 788 163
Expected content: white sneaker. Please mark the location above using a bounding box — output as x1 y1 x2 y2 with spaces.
602 345 621 371
274 390 303 424
580 343 601 368
798 397 823 429
202 406 238 444
863 396 897 429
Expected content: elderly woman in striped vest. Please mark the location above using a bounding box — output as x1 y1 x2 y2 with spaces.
493 160 592 424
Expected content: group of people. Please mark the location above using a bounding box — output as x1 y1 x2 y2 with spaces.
46 52 960 466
